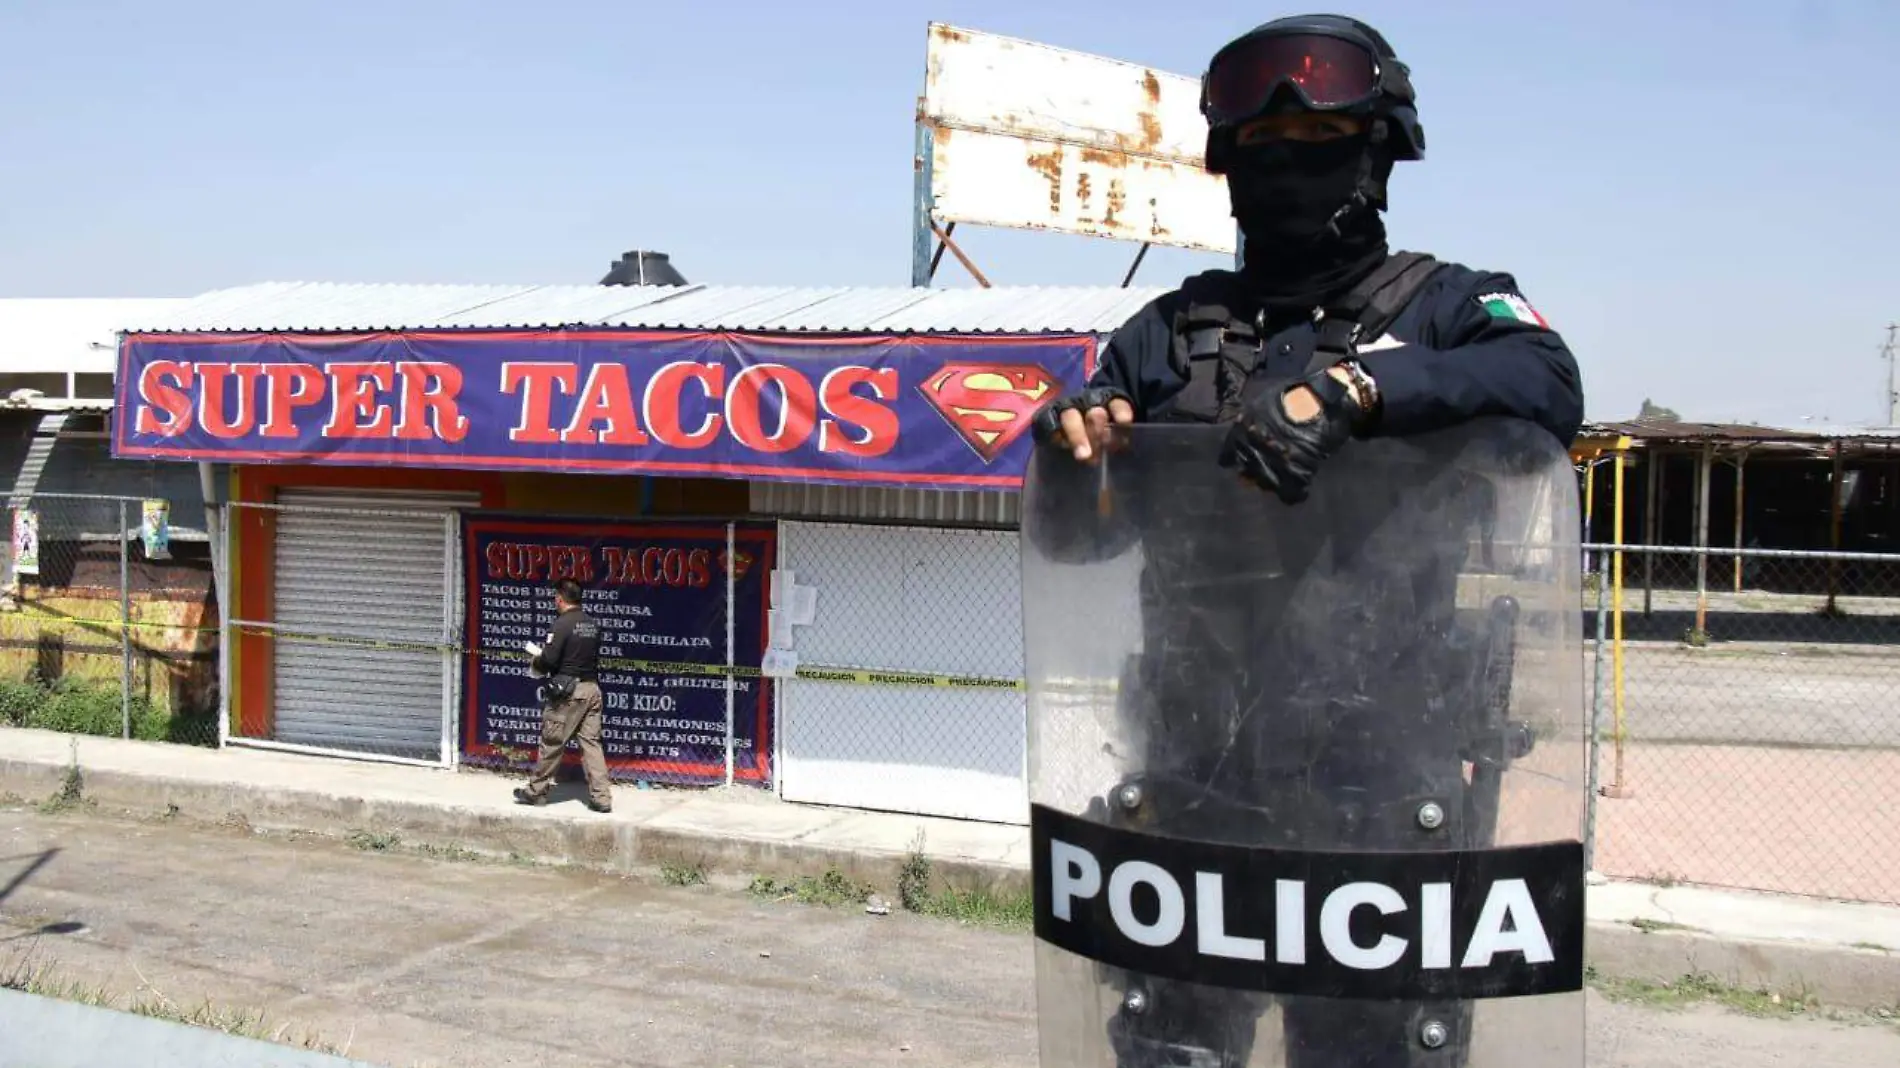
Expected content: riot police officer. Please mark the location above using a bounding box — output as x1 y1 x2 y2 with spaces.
1025 14 1587 1068
1036 14 1583 489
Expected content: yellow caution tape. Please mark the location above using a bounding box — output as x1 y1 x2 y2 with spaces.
3 605 218 635
222 622 1026 691
1 609 1100 695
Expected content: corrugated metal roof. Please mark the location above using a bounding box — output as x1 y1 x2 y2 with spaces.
1578 420 1900 457
116 281 1174 336
1583 419 1900 444
0 396 115 413
0 297 192 374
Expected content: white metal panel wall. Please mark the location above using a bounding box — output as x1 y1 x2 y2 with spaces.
270 490 473 764
776 520 1028 825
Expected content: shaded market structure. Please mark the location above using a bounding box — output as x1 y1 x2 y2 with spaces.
1572 419 1900 610
0 297 217 742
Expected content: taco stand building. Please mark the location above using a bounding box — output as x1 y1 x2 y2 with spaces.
107 277 1170 827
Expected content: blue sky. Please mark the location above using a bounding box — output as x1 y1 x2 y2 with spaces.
3 0 1896 427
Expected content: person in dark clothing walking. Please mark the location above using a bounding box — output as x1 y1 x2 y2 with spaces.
513 578 611 813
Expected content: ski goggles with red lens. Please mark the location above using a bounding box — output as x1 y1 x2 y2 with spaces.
1200 31 1387 127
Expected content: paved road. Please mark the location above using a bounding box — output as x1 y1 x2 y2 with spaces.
1608 643 1900 748
1577 586 1900 749
2 806 1896 1068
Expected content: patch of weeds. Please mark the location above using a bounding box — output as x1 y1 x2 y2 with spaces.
0 674 206 745
3 955 114 1008
1850 941 1893 954
345 829 400 852
892 838 1033 930
38 744 86 815
659 861 708 887
897 831 932 912
911 885 1034 928
415 842 482 863
1590 969 1822 1019
749 869 875 908
0 791 26 809
3 955 346 1054
1629 917 1703 935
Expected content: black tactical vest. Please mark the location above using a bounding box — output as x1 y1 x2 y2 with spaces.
1162 251 1447 424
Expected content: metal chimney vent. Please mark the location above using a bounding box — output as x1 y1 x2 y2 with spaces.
599 250 687 287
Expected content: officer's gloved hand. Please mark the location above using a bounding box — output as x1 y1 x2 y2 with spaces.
1030 386 1135 464
1218 366 1362 504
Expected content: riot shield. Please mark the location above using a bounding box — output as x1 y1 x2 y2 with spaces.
1021 418 1586 1068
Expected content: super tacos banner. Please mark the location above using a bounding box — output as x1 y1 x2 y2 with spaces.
461 516 774 786
112 330 1096 490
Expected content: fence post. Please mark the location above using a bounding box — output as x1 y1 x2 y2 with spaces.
1585 553 1608 873
215 502 231 749
119 499 132 740
440 511 457 769
725 521 736 787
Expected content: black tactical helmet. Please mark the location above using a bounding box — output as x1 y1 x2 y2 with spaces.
1198 13 1424 175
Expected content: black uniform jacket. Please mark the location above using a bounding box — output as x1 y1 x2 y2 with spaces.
1089 260 1584 446
532 606 600 683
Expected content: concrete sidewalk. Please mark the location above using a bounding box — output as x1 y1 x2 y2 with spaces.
4 727 1898 1010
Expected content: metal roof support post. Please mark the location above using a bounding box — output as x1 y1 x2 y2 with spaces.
1643 448 1661 616
911 111 936 289
1731 451 1748 592
1827 441 1845 614
1693 445 1713 641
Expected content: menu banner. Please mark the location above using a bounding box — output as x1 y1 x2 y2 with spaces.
460 516 774 786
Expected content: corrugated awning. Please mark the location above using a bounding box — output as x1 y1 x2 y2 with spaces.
115 280 1172 336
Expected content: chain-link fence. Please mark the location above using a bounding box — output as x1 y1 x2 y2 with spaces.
0 492 219 747
1583 542 1900 905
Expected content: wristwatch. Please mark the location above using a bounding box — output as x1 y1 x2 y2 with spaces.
1335 357 1381 419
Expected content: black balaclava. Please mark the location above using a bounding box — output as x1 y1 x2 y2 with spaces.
1227 129 1393 311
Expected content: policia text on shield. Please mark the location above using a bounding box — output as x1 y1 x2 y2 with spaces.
1023 14 1588 1068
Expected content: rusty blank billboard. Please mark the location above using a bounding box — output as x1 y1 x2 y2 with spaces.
917 22 1236 271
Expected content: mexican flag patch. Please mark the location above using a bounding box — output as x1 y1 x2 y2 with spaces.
1478 291 1550 328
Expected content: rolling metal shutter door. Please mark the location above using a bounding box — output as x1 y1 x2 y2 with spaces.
272 490 473 763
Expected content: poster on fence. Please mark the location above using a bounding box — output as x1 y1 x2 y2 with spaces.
11 509 38 576
141 499 171 560
460 516 775 786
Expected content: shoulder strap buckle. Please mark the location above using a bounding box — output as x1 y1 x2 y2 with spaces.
1305 250 1448 374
